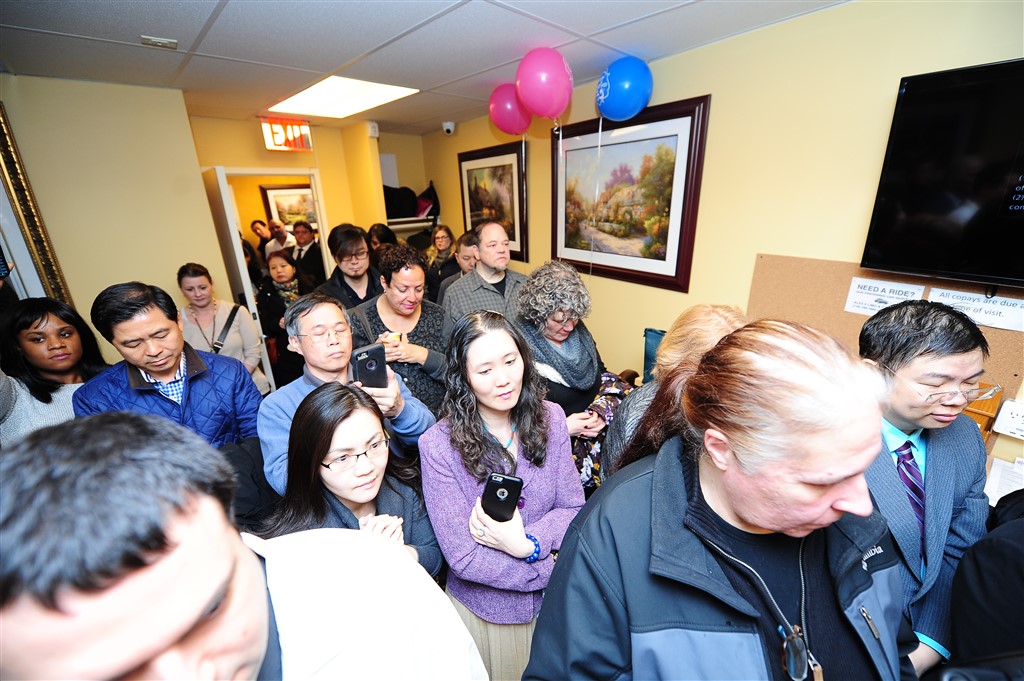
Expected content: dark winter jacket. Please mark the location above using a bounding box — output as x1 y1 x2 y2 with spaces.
524 437 918 681
73 344 261 448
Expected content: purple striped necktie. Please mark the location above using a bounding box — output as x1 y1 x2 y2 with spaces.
895 440 926 547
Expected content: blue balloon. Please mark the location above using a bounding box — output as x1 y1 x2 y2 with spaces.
596 56 653 122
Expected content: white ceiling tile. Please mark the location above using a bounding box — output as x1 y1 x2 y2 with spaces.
0 0 218 46
175 55 320 110
497 0 692 36
338 1 579 90
0 28 187 85
198 0 459 72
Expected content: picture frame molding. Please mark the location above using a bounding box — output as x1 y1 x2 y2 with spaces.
458 141 528 262
550 95 710 292
260 183 318 230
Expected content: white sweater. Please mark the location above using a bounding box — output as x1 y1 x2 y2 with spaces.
0 368 81 448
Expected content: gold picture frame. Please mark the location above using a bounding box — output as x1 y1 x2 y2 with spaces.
0 101 73 303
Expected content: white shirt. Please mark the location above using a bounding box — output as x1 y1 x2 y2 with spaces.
242 529 487 680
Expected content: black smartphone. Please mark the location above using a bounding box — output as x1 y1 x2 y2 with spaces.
481 473 523 522
350 343 387 389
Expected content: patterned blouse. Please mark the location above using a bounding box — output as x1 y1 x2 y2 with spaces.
350 297 453 416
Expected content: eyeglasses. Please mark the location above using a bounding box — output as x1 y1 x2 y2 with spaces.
881 364 1002 404
295 325 349 345
340 250 369 263
548 312 579 328
434 234 452 242
320 433 390 472
781 625 822 681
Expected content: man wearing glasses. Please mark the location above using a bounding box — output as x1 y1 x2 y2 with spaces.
257 293 434 495
859 300 996 676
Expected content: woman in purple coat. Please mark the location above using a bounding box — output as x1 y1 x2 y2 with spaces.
419 311 585 681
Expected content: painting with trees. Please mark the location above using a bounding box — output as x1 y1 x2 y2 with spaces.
551 96 710 292
458 142 528 262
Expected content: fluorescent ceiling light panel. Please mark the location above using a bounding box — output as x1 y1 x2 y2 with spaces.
270 76 418 119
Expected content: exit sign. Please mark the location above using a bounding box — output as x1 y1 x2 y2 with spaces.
259 117 313 151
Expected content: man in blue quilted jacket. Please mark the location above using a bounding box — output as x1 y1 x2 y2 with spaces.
73 282 261 447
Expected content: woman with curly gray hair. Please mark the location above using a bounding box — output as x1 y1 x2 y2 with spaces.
514 260 631 495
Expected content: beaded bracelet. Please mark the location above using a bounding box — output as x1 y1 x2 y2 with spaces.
524 534 541 563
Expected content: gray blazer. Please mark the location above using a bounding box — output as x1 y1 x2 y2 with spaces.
865 414 988 652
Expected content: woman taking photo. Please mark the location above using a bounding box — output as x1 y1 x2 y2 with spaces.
178 262 270 395
424 224 458 303
350 244 452 416
514 260 631 495
261 382 441 577
318 225 383 308
257 250 313 387
419 311 585 681
1 298 107 446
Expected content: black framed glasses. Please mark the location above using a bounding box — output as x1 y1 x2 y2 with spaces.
340 250 369 263
320 433 391 472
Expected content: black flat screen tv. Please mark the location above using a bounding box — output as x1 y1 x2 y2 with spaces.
861 58 1024 289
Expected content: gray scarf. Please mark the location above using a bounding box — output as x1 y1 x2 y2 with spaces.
518 319 599 391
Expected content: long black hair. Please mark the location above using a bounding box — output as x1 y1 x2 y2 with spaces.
1 298 108 403
260 383 421 538
440 310 549 481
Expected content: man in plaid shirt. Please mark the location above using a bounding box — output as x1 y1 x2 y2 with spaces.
442 221 526 323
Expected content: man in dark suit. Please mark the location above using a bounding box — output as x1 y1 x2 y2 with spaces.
859 300 995 677
291 220 326 285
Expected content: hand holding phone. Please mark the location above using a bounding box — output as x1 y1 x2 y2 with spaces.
350 343 388 389
481 473 523 522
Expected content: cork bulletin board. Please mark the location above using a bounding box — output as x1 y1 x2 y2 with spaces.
747 254 1024 452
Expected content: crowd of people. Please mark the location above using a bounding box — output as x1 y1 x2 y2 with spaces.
0 218 1017 681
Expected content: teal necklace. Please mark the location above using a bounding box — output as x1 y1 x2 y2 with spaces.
485 422 517 450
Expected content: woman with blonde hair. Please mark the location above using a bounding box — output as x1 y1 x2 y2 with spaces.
604 304 747 474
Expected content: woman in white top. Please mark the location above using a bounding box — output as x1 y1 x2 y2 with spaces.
177 263 271 395
0 297 108 446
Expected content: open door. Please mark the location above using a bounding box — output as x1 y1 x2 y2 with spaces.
201 167 277 391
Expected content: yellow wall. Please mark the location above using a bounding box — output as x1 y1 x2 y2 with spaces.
189 115 357 230
340 122 387 227
379 132 427 190
423 0 1024 376
0 74 227 361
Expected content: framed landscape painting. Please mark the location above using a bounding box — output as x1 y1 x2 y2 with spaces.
459 141 528 262
551 96 710 292
261 184 318 230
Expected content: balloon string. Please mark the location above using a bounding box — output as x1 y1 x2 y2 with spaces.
521 134 527 234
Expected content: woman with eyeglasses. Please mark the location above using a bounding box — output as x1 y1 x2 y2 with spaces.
514 260 632 496
317 225 384 309
424 224 459 303
261 382 441 578
256 250 314 387
1 297 108 447
419 311 585 681
524 320 919 681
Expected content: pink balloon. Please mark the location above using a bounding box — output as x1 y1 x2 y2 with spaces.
488 83 532 135
515 47 573 119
